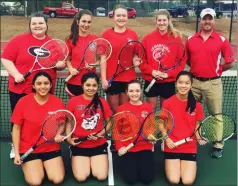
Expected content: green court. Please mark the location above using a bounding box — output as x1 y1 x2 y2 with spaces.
0 141 237 186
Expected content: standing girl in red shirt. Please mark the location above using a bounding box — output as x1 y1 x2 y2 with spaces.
67 72 112 182
11 71 66 186
162 71 205 185
65 10 98 97
139 10 186 109
115 80 155 185
101 5 139 113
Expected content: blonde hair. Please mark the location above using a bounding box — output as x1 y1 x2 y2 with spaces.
155 9 181 38
113 5 127 16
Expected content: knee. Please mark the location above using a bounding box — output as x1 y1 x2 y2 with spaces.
25 177 43 186
74 173 90 182
123 175 137 185
49 175 64 184
95 174 108 181
167 177 180 185
140 173 154 185
181 177 195 185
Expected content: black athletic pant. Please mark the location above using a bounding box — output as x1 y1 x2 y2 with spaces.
9 91 27 131
119 150 155 185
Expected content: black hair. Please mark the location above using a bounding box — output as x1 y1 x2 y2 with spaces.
81 72 105 119
126 79 142 92
29 12 48 34
66 9 92 46
32 71 53 93
176 71 196 114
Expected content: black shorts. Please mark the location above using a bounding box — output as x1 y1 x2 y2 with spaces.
70 143 108 157
164 152 197 161
144 81 175 98
66 83 83 96
105 81 128 95
20 150 61 163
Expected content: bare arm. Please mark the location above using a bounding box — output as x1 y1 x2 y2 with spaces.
12 124 21 156
222 62 235 72
1 58 21 77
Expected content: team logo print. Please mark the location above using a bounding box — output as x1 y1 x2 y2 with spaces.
81 113 100 130
151 44 170 61
141 111 149 118
28 46 51 58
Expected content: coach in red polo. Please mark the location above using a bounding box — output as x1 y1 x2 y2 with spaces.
185 8 235 158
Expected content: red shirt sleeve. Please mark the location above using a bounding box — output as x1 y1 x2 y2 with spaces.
221 39 235 63
1 36 19 62
195 102 204 121
167 37 187 78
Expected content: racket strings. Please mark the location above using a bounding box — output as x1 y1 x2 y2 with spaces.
200 115 235 141
109 112 141 141
43 111 76 141
84 39 112 66
38 40 68 68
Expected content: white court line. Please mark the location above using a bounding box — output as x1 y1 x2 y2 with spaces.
107 140 115 186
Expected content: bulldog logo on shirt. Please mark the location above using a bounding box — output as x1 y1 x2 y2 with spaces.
151 44 170 61
141 111 149 118
28 46 50 58
81 113 100 130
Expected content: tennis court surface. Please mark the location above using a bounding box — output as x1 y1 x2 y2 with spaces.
0 69 237 185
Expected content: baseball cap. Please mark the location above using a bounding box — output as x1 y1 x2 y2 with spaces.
200 8 216 19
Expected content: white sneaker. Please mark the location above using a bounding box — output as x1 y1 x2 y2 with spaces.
10 143 15 159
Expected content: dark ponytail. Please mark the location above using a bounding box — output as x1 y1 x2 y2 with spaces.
176 71 196 114
81 72 105 118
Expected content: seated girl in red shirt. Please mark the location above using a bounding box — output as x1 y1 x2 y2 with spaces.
11 71 66 185
162 71 205 185
67 72 112 182
115 80 155 185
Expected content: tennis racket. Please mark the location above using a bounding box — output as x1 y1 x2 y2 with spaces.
124 108 174 152
15 39 68 84
145 41 185 92
73 111 140 143
65 38 112 82
174 113 236 146
20 110 76 161
107 40 145 86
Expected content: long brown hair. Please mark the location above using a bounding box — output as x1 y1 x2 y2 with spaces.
155 9 181 38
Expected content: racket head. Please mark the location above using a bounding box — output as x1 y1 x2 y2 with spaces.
42 109 76 141
38 39 69 68
199 114 236 142
83 38 112 67
106 111 141 141
153 41 185 72
118 40 145 69
142 108 174 141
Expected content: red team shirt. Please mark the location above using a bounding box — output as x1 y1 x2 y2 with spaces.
140 29 187 83
67 95 112 148
11 94 65 153
1 33 57 94
66 34 98 85
115 102 154 152
102 28 138 82
186 30 234 78
162 95 204 153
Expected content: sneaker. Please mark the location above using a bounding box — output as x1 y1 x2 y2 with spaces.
10 143 15 159
211 147 223 158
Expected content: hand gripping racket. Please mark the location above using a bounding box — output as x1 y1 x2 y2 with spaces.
174 113 236 146
20 110 76 161
145 41 185 92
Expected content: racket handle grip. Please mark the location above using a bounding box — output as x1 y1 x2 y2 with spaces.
174 137 192 146
125 143 134 152
74 137 87 143
145 79 156 92
108 78 113 86
20 148 34 161
14 72 31 85
65 74 73 82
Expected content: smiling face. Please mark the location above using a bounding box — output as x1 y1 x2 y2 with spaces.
30 17 47 38
113 8 128 28
77 14 92 34
156 14 169 33
33 75 51 97
82 78 98 98
127 83 142 103
176 75 192 96
200 14 215 32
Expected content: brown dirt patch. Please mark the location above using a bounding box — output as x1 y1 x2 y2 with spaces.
1 16 237 44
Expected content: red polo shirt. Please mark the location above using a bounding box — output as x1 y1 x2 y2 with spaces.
186 30 234 78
